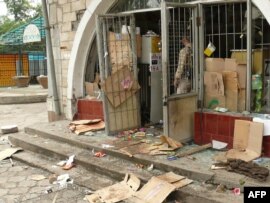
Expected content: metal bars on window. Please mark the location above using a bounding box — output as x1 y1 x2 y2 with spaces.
203 3 246 58
166 6 195 95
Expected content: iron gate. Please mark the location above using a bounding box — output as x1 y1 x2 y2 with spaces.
96 14 140 134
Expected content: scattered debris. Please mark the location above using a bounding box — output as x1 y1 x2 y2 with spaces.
53 174 73 188
0 147 22 161
45 186 53 194
232 188 241 195
216 184 226 193
160 135 183 150
84 189 95 195
9 158 14 167
212 140 228 150
1 125 18 134
134 132 146 137
86 172 192 203
0 136 13 146
94 151 106 158
69 119 105 135
52 192 59 203
57 160 67 167
101 144 114 149
30 174 47 181
86 173 141 203
227 159 269 181
176 143 212 158
211 164 227 170
62 155 75 170
49 174 58 184
135 163 144 169
167 155 178 161
147 164 154 171
239 178 246 186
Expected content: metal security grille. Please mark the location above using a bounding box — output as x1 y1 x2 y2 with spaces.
167 7 194 95
204 3 247 58
96 14 140 134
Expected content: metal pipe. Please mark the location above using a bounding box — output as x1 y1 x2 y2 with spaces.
41 0 61 115
246 0 252 111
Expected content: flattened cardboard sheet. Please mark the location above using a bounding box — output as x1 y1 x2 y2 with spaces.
86 173 140 203
74 121 105 135
233 120 250 150
131 176 176 203
70 119 102 125
155 172 185 183
0 147 22 161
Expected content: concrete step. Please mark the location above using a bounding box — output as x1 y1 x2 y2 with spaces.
23 122 270 191
9 132 244 203
24 122 214 182
9 132 163 183
12 150 116 191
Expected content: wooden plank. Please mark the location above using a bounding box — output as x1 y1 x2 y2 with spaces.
176 143 212 158
168 96 197 142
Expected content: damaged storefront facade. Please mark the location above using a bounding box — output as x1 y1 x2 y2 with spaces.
47 0 270 154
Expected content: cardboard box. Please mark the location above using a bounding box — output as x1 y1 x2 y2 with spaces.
231 49 270 74
204 71 224 96
225 58 246 88
205 58 225 72
222 71 238 111
226 120 263 162
85 82 99 97
238 88 246 112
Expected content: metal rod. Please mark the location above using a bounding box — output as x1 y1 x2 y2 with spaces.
161 0 169 136
246 0 252 111
96 16 110 135
41 0 61 115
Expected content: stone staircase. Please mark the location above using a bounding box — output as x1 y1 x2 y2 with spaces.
8 120 248 203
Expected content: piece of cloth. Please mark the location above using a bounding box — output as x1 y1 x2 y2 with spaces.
226 159 269 181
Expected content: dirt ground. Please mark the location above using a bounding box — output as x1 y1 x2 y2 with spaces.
0 103 48 131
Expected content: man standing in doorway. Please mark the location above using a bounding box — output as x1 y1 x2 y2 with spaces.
174 37 192 94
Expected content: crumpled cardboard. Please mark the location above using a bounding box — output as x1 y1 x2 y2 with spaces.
86 173 140 203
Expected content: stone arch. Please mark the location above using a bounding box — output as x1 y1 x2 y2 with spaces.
66 0 117 119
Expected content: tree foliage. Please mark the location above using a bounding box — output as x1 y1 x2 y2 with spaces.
4 0 42 21
0 0 42 36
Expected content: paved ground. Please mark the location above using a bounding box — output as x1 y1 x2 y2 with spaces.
0 102 87 203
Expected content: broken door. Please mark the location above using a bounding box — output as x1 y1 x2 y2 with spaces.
96 14 140 134
161 2 199 142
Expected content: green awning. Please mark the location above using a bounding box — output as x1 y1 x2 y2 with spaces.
0 16 45 45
